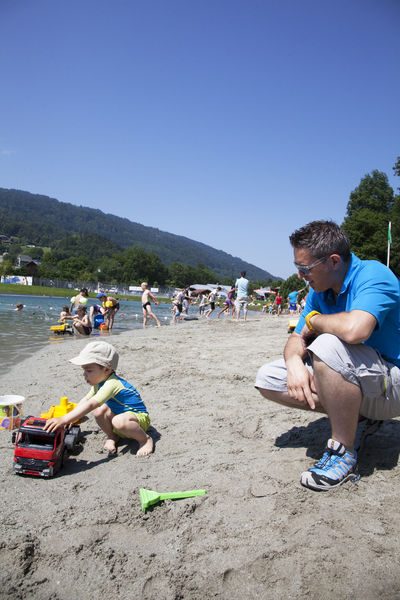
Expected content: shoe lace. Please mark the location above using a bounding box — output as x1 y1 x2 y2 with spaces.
314 447 356 476
314 449 336 470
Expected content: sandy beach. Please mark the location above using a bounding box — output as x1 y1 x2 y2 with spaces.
1 316 400 600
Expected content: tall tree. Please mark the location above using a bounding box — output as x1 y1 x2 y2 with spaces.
393 156 400 181
342 170 395 265
345 170 394 217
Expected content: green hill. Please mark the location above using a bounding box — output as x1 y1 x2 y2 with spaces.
0 188 278 280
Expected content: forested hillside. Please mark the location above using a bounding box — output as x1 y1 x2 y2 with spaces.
0 188 276 281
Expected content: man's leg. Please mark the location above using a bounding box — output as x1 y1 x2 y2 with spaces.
312 355 362 449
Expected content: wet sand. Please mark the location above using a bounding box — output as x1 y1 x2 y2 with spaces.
1 316 400 599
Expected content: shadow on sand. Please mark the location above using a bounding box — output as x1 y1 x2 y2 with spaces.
274 417 400 477
59 426 161 475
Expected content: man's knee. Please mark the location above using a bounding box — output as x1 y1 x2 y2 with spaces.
255 359 288 394
308 332 343 354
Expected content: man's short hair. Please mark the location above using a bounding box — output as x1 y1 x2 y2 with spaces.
289 220 351 261
240 271 246 277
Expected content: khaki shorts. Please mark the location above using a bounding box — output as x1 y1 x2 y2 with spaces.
255 333 400 420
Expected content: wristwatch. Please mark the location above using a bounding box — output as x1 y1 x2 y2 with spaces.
305 310 321 331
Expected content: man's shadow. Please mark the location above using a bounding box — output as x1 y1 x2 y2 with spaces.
274 417 400 476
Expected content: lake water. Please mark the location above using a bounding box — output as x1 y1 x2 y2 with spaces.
0 294 173 372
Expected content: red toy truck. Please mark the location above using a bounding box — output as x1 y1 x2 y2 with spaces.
12 416 81 477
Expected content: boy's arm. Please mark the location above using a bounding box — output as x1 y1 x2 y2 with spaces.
149 292 159 304
43 379 118 433
43 396 101 432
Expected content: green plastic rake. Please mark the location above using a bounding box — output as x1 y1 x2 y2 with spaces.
139 487 207 512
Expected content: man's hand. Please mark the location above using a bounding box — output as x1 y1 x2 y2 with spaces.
286 356 316 410
43 416 67 433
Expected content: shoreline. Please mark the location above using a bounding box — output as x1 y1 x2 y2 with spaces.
1 317 400 599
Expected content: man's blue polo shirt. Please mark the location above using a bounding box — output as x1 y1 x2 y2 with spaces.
295 253 400 367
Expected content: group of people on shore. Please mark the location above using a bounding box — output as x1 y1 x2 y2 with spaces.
262 287 307 316
170 271 251 322
58 282 161 335
59 288 120 336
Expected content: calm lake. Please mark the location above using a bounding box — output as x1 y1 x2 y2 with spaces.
0 294 173 372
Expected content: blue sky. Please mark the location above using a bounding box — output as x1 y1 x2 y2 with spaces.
0 0 399 278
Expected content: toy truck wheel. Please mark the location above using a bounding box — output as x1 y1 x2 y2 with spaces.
69 425 81 439
64 433 76 450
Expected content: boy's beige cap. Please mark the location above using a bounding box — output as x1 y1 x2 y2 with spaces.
69 341 119 370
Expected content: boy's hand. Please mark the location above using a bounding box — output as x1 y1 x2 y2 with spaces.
43 416 67 433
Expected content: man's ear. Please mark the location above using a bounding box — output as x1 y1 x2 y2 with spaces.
330 254 342 269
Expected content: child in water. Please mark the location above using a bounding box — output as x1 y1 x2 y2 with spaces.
72 305 92 336
44 341 153 456
59 305 73 322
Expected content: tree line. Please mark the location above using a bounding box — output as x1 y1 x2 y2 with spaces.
0 232 280 290
1 156 399 291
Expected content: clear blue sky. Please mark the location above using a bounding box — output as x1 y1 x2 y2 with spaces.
1 0 399 278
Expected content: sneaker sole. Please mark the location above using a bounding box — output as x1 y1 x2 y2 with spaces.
300 470 360 492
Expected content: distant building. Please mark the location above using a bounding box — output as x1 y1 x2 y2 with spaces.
16 255 40 276
16 255 34 267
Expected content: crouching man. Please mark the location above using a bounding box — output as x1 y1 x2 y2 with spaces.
256 220 400 491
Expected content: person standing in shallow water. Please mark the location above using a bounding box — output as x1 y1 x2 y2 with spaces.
235 271 249 320
141 282 161 328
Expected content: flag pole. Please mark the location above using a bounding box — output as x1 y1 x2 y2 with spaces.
387 221 392 267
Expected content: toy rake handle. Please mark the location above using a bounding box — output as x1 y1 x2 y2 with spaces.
159 489 207 501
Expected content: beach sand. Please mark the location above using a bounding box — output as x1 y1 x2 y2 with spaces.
1 316 400 600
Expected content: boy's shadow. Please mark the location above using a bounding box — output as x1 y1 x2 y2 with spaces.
274 417 400 477
115 425 162 456
60 427 161 475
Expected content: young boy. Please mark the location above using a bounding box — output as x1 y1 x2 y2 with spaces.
141 282 161 328
96 293 119 330
44 341 153 456
59 305 73 322
72 305 92 336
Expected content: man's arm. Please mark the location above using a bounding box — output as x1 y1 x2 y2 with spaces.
284 331 316 409
307 310 376 344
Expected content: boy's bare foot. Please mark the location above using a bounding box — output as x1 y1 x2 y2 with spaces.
104 438 118 455
136 435 154 457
